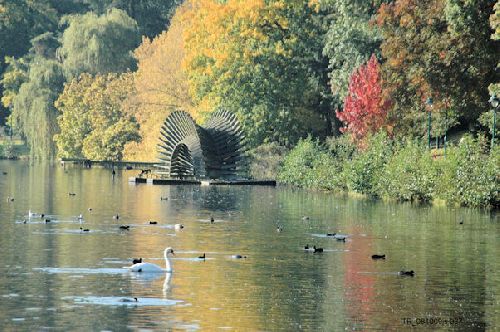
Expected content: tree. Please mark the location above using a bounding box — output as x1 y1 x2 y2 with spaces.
58 9 140 79
182 0 334 148
83 0 182 38
376 0 498 137
0 0 58 124
11 58 65 160
336 54 390 144
124 2 194 161
321 0 388 100
55 73 140 161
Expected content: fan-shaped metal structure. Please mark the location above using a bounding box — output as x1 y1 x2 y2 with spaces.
157 110 246 179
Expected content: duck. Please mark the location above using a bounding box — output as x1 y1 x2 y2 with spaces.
302 216 310 221
68 193 76 196
231 254 247 259
399 270 415 277
174 224 184 230
313 246 324 253
276 225 283 232
160 197 168 201
304 244 311 250
327 233 347 241
119 225 130 230
132 258 142 264
2 171 7 175
7 196 14 202
128 247 174 273
210 216 215 223
198 253 206 260
371 254 386 260
113 214 120 220
119 297 138 303
149 221 158 225
45 219 51 223
88 208 92 212
80 227 90 232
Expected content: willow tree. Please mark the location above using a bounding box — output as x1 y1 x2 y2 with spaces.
11 58 64 160
58 8 141 80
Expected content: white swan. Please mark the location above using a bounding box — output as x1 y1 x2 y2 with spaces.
129 248 174 273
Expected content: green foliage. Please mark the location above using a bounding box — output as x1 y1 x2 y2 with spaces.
436 136 499 208
278 137 321 188
55 73 140 161
83 0 181 37
248 142 288 180
344 132 392 196
10 58 64 160
321 0 386 100
59 9 140 79
378 140 437 202
278 136 345 190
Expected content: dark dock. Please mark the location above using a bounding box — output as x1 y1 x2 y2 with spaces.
128 177 276 186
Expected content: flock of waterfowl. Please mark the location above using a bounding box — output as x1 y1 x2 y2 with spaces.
3 172 418 309
298 215 415 277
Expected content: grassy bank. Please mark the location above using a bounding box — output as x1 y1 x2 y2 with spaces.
276 133 499 209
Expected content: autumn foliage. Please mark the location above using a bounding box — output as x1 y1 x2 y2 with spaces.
336 55 390 144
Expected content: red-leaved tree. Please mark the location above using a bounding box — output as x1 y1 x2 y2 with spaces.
336 54 390 144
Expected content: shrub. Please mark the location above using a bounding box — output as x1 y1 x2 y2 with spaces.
344 131 393 196
278 137 318 188
378 140 437 202
436 135 499 208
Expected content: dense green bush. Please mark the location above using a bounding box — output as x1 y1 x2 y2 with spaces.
278 137 345 190
378 140 437 202
278 132 498 208
344 132 393 196
436 136 499 208
278 137 318 188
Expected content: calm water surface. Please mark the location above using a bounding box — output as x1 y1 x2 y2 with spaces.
0 161 498 331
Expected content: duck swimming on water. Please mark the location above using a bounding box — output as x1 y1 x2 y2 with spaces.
132 258 142 264
119 297 138 303
399 270 415 277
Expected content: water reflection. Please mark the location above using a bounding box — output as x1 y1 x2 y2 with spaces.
0 161 498 330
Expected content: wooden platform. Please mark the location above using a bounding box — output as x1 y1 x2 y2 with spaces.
128 177 276 186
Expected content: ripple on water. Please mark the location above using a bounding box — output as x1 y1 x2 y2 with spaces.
63 296 182 307
34 267 128 275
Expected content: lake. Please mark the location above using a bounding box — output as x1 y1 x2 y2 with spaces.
0 160 498 331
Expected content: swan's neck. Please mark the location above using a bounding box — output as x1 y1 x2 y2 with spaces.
164 252 172 271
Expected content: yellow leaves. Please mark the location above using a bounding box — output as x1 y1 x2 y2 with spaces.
307 0 320 13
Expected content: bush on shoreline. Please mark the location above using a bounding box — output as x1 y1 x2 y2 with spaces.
278 134 499 208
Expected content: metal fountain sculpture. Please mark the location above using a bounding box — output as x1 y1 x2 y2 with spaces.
157 109 246 179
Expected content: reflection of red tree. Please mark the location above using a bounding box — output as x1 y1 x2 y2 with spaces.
343 226 375 327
